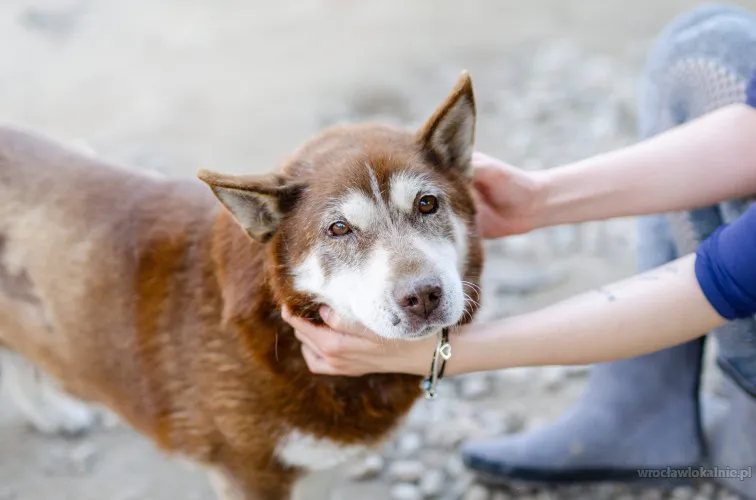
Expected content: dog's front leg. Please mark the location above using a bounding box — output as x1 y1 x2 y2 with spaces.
207 462 297 500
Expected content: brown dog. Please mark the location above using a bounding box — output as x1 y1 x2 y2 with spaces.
0 72 484 499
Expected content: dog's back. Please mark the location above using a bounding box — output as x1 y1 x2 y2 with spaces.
0 126 218 435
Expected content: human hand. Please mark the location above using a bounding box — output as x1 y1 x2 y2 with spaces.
472 152 547 238
281 305 437 377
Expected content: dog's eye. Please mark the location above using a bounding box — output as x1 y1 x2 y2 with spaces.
418 195 439 215
328 221 352 237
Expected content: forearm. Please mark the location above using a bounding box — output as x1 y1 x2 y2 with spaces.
535 103 756 228
446 254 726 375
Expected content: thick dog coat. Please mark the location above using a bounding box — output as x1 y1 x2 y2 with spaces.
0 73 483 499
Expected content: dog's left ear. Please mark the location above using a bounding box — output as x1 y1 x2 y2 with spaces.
197 169 304 242
416 71 477 178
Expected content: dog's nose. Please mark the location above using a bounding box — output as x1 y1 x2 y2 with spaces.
395 278 443 319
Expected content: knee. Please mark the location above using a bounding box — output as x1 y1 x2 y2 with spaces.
648 3 756 70
664 3 750 38
638 3 756 136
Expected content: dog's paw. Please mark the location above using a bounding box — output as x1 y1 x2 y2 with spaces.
23 396 100 437
1 353 101 437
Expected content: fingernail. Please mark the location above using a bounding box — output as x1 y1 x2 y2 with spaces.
319 306 330 322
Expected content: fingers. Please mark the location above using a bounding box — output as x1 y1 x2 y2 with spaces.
318 306 376 339
281 306 336 354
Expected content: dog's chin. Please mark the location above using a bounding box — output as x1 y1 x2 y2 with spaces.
385 314 464 341
402 326 441 341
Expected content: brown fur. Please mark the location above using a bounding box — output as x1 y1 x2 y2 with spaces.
0 73 483 499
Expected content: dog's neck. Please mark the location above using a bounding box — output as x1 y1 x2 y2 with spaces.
206 208 423 434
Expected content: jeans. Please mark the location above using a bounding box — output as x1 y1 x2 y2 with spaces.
639 3 756 396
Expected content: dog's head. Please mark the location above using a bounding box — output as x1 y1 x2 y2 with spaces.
199 72 483 340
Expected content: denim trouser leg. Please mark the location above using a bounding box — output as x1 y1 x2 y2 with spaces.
639 3 756 396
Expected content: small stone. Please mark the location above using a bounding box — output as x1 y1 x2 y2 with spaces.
459 374 492 400
463 484 490 500
638 489 665 500
68 442 98 474
540 366 569 392
716 490 741 500
331 481 392 500
445 455 466 477
404 403 431 430
449 474 475 498
388 460 425 483
390 483 423 500
347 453 384 481
419 469 446 497
671 486 697 499
697 482 715 497
425 417 482 449
502 410 527 434
477 410 508 437
396 432 423 457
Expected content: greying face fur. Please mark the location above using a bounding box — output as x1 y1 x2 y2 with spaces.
293 164 470 340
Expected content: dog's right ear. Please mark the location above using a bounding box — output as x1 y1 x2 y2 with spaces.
197 169 305 243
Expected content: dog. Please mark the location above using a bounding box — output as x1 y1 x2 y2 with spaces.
0 72 484 499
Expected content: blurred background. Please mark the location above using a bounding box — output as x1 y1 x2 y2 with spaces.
1 0 754 499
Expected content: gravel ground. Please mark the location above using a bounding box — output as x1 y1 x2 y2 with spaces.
1 1 755 499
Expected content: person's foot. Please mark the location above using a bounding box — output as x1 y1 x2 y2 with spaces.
704 376 756 499
462 338 705 486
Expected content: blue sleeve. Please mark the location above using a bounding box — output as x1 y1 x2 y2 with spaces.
748 70 756 108
695 204 756 320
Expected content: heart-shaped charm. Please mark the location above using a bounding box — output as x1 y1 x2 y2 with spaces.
439 342 452 360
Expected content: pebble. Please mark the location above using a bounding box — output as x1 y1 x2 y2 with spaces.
404 404 431 430
390 483 423 500
463 484 490 500
540 366 570 392
458 375 493 400
716 491 742 500
445 455 466 477
425 417 482 449
638 489 665 500
449 475 475 499
477 410 508 436
418 469 446 497
697 482 716 497
348 454 385 481
396 432 423 457
671 485 698 499
388 460 425 483
502 410 527 434
68 442 99 474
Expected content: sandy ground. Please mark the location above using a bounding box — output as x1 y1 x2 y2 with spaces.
2 1 756 499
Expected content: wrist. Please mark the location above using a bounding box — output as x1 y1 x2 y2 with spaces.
527 169 555 230
402 333 440 376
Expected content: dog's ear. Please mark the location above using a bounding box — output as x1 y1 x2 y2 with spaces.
197 170 304 242
416 71 476 178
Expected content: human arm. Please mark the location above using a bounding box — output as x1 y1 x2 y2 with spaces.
284 253 723 376
284 204 756 376
476 102 756 237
